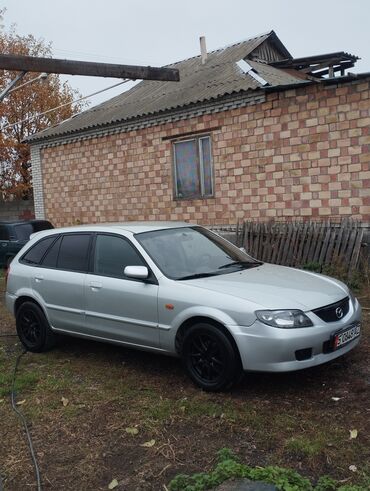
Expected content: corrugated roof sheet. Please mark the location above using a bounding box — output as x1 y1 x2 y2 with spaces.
29 30 307 142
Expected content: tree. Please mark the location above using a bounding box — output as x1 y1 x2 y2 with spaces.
0 11 86 199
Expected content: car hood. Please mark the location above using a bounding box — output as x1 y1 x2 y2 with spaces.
183 263 348 311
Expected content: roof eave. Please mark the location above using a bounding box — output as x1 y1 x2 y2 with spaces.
25 88 265 145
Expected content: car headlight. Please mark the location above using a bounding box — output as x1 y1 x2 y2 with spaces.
255 310 313 328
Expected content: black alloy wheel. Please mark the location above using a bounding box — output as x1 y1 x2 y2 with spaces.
182 323 241 391
16 301 56 352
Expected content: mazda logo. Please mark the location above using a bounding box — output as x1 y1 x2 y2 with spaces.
336 307 344 319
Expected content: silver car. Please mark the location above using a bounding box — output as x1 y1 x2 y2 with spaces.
5 222 361 391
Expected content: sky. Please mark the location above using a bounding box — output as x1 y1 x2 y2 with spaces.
2 0 370 107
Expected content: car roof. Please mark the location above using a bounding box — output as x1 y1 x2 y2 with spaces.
30 221 194 238
0 219 51 225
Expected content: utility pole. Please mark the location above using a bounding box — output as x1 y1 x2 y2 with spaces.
0 54 179 81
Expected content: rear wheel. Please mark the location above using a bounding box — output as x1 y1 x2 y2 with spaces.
181 323 241 391
16 301 57 352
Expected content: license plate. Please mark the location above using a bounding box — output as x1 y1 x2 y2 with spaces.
333 323 361 350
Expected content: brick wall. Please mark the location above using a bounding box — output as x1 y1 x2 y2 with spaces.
38 78 370 227
0 199 34 221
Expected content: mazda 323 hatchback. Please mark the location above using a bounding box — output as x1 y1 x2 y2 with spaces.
6 222 361 391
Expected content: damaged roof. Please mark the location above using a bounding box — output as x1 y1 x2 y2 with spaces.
26 31 336 143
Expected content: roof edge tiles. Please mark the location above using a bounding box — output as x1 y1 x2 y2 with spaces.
29 90 266 147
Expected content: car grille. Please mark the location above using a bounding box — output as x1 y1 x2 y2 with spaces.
312 297 350 322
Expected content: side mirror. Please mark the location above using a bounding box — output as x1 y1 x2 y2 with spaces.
124 265 149 279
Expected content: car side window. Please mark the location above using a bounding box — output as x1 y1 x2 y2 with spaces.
41 236 62 268
0 225 9 241
94 234 145 278
21 236 57 265
57 234 91 272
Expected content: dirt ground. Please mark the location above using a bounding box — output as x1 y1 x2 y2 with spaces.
0 278 369 490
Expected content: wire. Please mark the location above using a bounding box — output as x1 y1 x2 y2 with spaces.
10 350 42 491
52 47 144 65
0 78 130 132
7 73 48 94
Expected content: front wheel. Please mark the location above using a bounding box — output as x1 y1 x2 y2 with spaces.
181 323 241 391
16 301 57 353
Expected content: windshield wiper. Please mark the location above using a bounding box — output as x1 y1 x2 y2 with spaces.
177 272 220 280
218 260 262 270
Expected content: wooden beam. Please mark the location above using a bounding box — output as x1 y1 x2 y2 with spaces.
0 54 180 82
300 58 343 74
313 61 354 77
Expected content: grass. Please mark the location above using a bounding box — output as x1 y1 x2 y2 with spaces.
285 436 327 458
0 368 39 397
0 278 369 490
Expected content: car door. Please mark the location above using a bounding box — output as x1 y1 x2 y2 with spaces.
84 233 160 348
31 233 92 333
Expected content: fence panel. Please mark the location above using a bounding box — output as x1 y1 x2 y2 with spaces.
238 220 365 274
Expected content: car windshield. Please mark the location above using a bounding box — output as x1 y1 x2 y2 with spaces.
135 226 261 280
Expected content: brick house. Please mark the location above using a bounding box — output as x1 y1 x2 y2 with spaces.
28 31 370 227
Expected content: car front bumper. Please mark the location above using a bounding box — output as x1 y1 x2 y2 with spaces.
229 299 362 372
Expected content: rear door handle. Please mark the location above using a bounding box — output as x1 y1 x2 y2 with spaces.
34 275 44 282
89 281 102 291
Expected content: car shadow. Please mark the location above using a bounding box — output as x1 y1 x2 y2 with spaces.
51 333 363 398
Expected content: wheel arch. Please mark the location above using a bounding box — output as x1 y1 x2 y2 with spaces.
15 295 44 316
174 315 241 364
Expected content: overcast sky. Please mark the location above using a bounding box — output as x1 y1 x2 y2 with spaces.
2 0 370 106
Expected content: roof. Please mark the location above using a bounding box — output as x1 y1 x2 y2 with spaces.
28 30 310 143
0 219 51 225
27 31 361 144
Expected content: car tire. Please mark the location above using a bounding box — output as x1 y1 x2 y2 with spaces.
181 323 241 392
16 301 57 353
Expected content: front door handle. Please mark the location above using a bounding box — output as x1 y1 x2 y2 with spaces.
34 275 44 282
89 281 102 291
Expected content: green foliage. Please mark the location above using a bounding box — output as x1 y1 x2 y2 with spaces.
0 369 39 397
315 476 338 491
303 262 322 273
285 436 325 458
168 449 366 491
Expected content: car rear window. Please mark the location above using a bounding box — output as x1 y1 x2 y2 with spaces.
22 236 57 265
57 234 91 272
14 223 34 241
31 221 54 233
12 221 53 241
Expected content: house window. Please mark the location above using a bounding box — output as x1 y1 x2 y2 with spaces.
173 135 213 199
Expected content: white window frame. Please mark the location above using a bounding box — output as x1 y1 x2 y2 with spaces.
172 135 214 200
